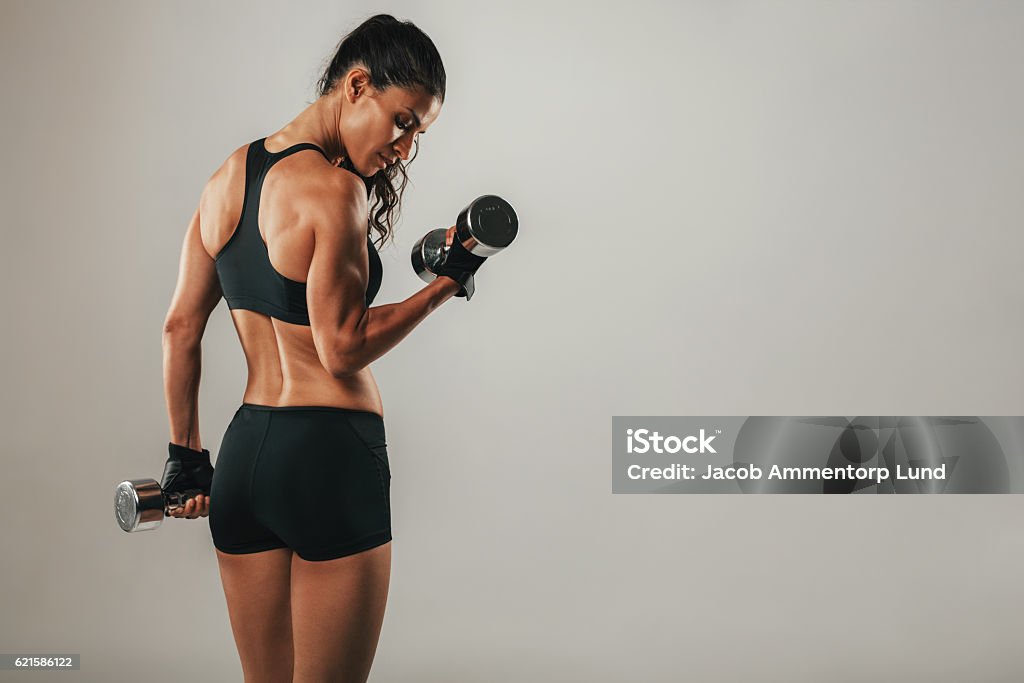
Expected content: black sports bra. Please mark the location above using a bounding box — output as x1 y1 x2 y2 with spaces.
214 137 382 326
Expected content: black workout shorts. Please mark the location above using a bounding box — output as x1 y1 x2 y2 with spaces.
208 403 391 561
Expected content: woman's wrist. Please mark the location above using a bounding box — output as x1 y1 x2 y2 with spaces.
432 275 464 297
168 442 210 461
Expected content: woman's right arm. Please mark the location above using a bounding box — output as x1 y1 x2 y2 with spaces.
305 173 462 378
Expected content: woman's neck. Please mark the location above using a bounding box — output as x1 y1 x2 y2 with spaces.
269 95 346 163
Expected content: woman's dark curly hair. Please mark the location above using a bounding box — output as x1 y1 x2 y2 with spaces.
315 14 446 248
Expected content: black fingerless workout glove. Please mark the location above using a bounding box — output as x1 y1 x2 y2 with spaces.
434 237 488 301
160 442 214 497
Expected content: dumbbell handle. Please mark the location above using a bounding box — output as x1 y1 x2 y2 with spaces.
164 488 204 512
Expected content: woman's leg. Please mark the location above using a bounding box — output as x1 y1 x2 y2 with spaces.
215 547 295 683
290 542 392 683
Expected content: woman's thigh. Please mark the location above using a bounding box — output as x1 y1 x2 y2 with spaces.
290 542 392 683
215 547 294 683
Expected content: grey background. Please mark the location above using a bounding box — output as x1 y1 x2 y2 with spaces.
2 0 1022 681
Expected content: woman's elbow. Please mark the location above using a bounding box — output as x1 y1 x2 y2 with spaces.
331 363 366 380
328 349 364 379
330 363 355 379
315 329 363 378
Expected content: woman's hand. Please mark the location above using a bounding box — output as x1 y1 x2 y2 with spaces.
169 495 210 519
161 443 213 520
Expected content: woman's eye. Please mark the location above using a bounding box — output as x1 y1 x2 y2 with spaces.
395 117 411 131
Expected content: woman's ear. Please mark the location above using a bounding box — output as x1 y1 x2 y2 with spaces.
345 68 371 102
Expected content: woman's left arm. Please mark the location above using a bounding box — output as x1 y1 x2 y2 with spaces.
162 204 223 452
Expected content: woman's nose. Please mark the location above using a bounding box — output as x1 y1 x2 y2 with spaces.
392 135 415 160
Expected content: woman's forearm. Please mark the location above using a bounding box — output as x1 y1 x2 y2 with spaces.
162 331 203 451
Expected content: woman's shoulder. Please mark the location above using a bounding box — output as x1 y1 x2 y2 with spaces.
196 142 251 226
199 141 251 198
293 162 368 217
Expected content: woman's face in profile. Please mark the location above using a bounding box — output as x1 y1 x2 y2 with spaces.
340 76 442 177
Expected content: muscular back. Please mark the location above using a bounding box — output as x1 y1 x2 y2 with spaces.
197 137 384 416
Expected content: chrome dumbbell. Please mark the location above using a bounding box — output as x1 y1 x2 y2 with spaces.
114 479 204 532
411 194 518 285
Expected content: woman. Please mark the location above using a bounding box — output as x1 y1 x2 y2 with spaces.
158 14 486 682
